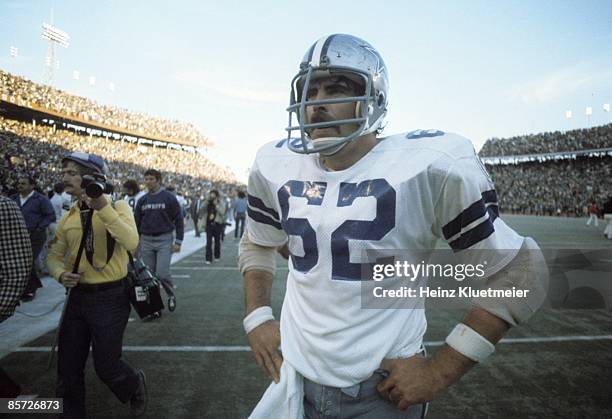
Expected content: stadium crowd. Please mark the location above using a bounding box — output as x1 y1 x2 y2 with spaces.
477 123 612 216
0 117 238 200
486 156 612 216
1 69 210 147
479 123 612 157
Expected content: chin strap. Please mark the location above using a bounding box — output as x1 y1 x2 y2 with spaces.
311 137 350 156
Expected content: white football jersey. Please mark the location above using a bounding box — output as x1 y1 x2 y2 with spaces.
246 130 524 387
123 190 146 212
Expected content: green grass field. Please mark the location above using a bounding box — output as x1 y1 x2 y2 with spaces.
3 215 612 418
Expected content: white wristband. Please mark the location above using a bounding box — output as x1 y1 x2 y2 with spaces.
445 323 495 363
243 306 275 334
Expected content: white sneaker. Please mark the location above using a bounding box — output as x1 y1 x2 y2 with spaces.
205 261 211 265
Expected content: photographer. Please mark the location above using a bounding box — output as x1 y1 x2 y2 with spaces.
47 152 147 418
0 195 31 397
204 189 226 264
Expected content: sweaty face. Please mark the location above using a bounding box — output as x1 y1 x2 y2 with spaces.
304 76 361 141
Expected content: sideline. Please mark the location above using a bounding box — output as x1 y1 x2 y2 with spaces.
0 228 216 359
13 334 612 353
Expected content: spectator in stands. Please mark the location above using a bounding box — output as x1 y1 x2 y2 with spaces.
233 190 247 239
134 169 183 320
586 201 599 227
47 152 147 418
122 179 145 213
10 176 55 301
0 195 32 397
204 189 226 264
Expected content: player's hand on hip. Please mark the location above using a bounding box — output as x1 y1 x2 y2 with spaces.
377 353 445 410
247 319 283 383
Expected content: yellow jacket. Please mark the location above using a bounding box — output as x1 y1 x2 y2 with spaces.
48 197 139 284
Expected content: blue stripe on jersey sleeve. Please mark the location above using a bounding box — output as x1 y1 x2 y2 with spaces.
247 207 282 230
442 189 498 240
247 194 280 221
442 200 487 240
448 215 496 251
481 189 498 204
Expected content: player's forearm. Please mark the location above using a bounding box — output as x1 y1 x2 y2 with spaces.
243 269 273 315
432 307 509 387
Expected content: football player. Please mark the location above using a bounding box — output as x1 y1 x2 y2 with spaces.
239 34 547 418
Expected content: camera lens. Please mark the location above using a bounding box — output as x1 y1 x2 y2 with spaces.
85 182 104 198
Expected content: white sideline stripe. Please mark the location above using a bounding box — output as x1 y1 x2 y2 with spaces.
13 335 612 353
426 334 612 346
15 345 252 352
0 227 229 359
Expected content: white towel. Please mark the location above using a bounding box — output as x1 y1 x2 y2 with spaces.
249 361 304 419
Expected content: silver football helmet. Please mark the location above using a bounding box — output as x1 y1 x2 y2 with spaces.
286 34 389 155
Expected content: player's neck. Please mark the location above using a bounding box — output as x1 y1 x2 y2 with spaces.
319 134 379 171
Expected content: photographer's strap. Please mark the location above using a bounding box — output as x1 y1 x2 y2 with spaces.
79 203 115 271
127 251 136 269
72 205 94 274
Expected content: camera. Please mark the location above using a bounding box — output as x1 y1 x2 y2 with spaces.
81 173 114 198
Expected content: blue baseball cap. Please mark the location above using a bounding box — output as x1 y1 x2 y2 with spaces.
62 152 109 175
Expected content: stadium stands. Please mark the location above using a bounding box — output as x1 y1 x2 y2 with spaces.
1 69 210 147
0 116 239 198
487 156 612 216
480 124 612 216
480 124 612 157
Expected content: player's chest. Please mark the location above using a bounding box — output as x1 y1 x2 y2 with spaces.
275 179 396 232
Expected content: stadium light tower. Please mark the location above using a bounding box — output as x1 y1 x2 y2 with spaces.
585 106 592 127
41 21 70 84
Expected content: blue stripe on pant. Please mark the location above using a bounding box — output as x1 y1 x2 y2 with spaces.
56 284 140 418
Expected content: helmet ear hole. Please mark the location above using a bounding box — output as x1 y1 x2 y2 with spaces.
377 92 385 107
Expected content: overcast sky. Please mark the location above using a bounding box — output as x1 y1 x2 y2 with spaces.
1 0 611 182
